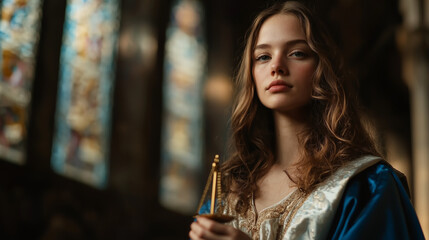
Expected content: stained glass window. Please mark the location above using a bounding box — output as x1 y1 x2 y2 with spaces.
160 0 207 214
51 0 120 188
0 0 43 164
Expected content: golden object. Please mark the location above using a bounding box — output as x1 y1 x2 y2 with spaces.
195 155 234 223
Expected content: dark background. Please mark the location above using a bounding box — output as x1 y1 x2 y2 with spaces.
0 0 410 239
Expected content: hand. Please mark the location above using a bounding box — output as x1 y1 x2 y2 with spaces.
189 216 251 240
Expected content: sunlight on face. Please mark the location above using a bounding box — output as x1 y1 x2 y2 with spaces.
252 14 317 115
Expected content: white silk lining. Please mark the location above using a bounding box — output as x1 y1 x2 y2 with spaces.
283 155 382 240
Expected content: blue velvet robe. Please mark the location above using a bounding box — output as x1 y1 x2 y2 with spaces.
326 162 425 239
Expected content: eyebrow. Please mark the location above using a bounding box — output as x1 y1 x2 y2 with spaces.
254 39 308 51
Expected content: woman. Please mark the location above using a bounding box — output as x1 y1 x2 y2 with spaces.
189 1 425 239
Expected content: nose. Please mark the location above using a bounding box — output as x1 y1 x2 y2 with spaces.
271 55 287 76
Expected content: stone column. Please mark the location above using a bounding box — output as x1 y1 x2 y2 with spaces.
411 36 429 237
399 0 429 236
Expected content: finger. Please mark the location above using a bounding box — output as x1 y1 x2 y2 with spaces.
190 221 222 240
189 229 203 240
190 221 205 239
196 217 230 235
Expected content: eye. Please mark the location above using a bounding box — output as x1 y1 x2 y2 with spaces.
290 51 307 58
255 54 271 62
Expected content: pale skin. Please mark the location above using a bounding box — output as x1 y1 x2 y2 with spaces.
189 13 317 240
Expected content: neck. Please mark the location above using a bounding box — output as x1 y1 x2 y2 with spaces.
272 110 309 170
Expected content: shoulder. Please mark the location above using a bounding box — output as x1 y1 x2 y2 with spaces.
283 155 382 239
283 155 424 240
348 160 409 195
327 160 425 240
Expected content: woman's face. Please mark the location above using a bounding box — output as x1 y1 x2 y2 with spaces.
252 14 317 115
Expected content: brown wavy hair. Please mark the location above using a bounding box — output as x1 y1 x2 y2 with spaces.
221 1 380 213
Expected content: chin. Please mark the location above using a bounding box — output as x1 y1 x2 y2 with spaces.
267 102 312 114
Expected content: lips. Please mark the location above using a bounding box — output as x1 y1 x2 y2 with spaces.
266 80 293 92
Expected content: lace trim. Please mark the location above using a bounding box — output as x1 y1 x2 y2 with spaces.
281 191 309 239
223 190 308 240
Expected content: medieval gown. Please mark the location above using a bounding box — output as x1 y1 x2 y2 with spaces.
198 155 425 239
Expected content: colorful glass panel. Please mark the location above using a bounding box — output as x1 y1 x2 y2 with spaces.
0 0 43 164
51 0 120 188
160 0 207 214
